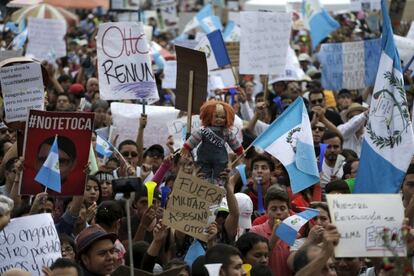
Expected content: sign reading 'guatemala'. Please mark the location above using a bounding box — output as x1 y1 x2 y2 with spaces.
318 38 381 91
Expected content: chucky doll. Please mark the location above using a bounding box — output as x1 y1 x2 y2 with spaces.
181 100 243 182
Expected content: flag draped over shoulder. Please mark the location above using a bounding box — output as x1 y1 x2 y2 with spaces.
354 0 414 193
35 136 61 193
302 0 340 50
252 97 319 193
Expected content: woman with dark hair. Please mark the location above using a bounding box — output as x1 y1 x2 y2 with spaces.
59 233 76 261
235 232 269 267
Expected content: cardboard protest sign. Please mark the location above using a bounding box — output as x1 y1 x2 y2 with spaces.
318 39 381 91
0 213 61 275
96 22 159 102
327 194 406 257
175 45 208 114
111 102 180 148
163 170 225 242
239 11 291 75
26 18 66 62
162 60 177 89
0 49 23 62
20 110 94 196
226 42 240 67
0 63 44 123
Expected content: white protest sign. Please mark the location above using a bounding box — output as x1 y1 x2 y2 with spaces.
350 0 381 11
394 35 414 70
239 11 291 75
154 0 179 30
327 194 406 257
162 60 177 89
0 49 23 62
0 63 44 122
167 115 201 149
407 23 414 40
0 214 61 275
26 18 66 62
97 22 159 102
111 103 180 148
209 68 236 89
269 47 307 83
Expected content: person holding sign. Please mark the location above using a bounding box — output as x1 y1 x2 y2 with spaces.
181 100 243 182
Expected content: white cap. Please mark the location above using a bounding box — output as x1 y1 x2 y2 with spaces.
298 53 311 62
235 193 253 229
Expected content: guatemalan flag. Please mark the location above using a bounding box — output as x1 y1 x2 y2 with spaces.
35 136 61 193
354 0 414 193
195 30 231 71
252 97 320 193
302 0 340 50
96 135 113 158
276 208 320 245
183 4 213 33
223 21 240 42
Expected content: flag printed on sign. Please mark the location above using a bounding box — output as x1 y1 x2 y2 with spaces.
354 0 414 193
35 136 61 192
318 39 381 91
96 135 113 158
252 97 319 193
195 30 231 71
276 208 320 245
302 0 340 49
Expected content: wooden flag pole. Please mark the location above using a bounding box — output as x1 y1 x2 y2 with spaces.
230 143 254 167
186 70 195 139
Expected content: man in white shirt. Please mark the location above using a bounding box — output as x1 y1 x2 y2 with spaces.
320 131 346 190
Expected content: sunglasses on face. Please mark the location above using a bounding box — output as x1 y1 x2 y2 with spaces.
311 98 324 105
121 151 138 158
312 126 326 131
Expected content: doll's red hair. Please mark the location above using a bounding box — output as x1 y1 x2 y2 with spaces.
199 100 235 128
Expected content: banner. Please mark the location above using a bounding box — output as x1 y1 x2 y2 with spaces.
0 63 44 122
111 103 180 148
96 22 159 102
239 11 291 75
0 214 61 276
163 170 225 242
327 194 406 257
318 39 381 91
20 110 94 195
26 18 66 62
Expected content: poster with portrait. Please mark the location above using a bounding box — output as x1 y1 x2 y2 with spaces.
20 110 94 196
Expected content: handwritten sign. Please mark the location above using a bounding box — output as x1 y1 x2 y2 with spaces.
163 170 225 242
0 214 61 275
111 102 180 147
239 11 291 75
0 49 23 62
26 18 66 62
0 63 44 122
154 0 178 31
97 22 158 102
269 47 307 83
327 194 406 257
162 60 177 89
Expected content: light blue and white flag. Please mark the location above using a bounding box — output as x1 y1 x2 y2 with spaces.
35 136 61 193
199 15 223 34
223 21 240 42
302 0 340 49
354 0 414 193
11 27 28 50
318 39 381 91
276 208 320 246
252 97 319 193
183 4 214 33
184 240 205 266
194 30 231 71
151 42 166 71
96 135 113 158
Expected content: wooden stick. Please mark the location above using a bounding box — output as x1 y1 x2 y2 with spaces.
186 70 195 139
230 143 254 167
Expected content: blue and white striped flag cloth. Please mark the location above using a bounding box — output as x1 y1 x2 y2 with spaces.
183 4 214 33
276 208 320 246
318 39 381 91
194 30 231 71
223 21 240 42
354 0 414 193
12 27 28 50
252 97 320 193
302 0 340 49
96 135 113 158
35 136 61 193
